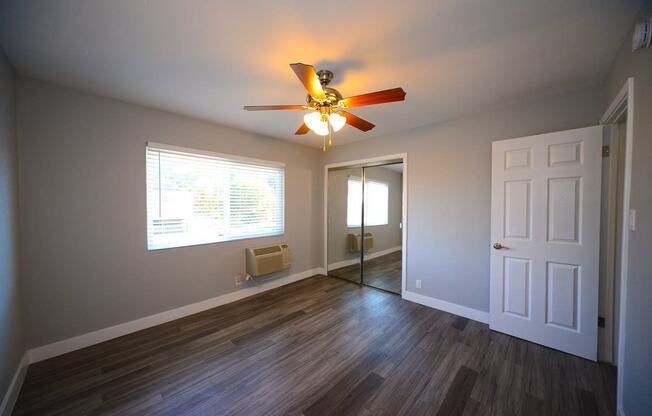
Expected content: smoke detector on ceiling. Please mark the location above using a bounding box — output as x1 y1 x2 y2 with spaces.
632 18 651 51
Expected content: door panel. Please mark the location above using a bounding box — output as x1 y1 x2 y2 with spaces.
505 148 531 169
490 126 602 360
547 177 581 243
504 180 531 240
327 167 363 284
548 141 582 166
503 257 530 318
362 163 403 294
546 262 579 330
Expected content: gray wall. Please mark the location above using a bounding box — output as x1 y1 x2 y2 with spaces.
603 4 652 415
327 166 402 266
16 78 324 348
0 50 24 400
325 86 602 313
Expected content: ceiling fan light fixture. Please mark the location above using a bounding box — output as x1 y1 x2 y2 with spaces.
244 63 404 148
304 111 329 136
328 112 346 132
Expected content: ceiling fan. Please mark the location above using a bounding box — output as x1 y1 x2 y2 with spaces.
244 63 406 151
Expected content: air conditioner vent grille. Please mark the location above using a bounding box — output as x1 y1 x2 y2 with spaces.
253 246 282 256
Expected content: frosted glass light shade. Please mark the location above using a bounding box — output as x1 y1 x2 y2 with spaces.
304 112 329 136
328 112 346 132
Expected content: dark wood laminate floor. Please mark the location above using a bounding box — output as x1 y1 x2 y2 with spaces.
329 250 402 294
14 276 616 416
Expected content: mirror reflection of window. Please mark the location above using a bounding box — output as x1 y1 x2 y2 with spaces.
346 176 389 227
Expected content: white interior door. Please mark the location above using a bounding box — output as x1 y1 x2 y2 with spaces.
490 126 602 360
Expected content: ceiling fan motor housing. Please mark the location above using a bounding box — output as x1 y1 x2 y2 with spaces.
307 70 342 108
316 69 334 86
307 89 342 107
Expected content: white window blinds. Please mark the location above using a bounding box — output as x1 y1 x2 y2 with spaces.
364 180 389 226
146 143 284 250
347 177 363 227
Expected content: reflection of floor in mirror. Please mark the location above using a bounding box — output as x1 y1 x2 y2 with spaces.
329 250 402 294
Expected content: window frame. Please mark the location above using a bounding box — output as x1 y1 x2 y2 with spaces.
346 175 390 228
145 142 285 250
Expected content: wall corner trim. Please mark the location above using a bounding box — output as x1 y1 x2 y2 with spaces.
0 352 30 416
27 267 324 364
402 291 489 324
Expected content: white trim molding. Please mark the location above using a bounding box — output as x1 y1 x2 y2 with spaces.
28 267 324 364
147 141 286 168
0 352 30 416
600 77 634 413
402 291 489 324
327 246 402 270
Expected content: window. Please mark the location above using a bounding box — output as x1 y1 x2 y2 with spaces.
146 143 284 250
346 176 389 227
346 177 363 227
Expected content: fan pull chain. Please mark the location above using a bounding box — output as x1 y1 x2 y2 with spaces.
322 135 326 152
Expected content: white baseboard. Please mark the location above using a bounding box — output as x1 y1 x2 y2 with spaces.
617 406 625 416
402 291 489 324
327 246 401 270
328 258 358 270
314 267 327 275
0 352 30 416
28 267 324 364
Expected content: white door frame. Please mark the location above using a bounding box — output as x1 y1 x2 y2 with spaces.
600 77 634 414
323 153 408 294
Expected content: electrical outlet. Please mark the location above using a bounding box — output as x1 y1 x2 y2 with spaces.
416 280 422 289
234 274 244 286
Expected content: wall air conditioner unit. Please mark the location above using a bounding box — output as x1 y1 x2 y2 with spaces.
348 232 374 253
246 243 292 277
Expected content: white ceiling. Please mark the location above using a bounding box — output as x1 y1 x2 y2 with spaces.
0 0 641 148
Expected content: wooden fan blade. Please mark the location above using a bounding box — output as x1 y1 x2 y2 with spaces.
341 87 406 108
295 122 310 135
339 111 375 132
243 105 305 111
290 63 326 100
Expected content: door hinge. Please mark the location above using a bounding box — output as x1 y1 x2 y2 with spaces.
598 316 605 328
602 145 610 158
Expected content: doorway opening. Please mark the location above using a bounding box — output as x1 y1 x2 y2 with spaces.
598 119 627 365
598 77 634 413
324 155 407 295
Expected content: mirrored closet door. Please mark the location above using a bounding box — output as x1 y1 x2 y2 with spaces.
327 160 404 295
327 166 363 285
362 163 403 294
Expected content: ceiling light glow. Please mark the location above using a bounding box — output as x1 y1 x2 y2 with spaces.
304 111 329 136
329 112 346 132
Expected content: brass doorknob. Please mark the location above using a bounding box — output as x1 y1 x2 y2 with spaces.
493 243 508 250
